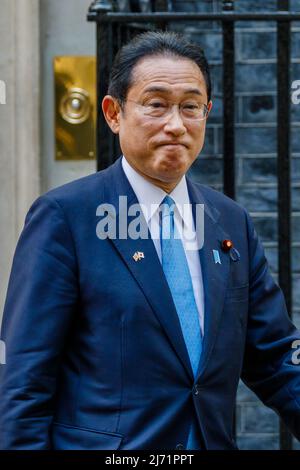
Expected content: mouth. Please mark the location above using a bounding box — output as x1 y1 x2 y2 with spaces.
159 142 187 149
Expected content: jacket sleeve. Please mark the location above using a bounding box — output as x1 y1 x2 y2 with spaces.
241 209 300 441
0 195 78 449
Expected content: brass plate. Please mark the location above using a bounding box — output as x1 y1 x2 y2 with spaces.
54 56 96 160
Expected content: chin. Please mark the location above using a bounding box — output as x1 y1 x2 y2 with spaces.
162 159 188 175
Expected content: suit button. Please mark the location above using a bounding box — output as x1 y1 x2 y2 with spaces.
193 384 200 395
176 443 184 450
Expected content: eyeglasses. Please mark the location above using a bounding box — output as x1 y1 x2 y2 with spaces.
125 99 209 121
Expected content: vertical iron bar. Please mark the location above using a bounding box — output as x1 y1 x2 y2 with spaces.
108 21 116 165
277 0 292 452
117 22 121 50
97 8 121 170
92 2 114 170
97 19 112 170
222 2 235 199
154 0 168 9
129 0 141 11
110 20 122 160
222 0 236 441
154 0 168 31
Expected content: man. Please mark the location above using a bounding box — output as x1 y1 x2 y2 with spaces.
0 31 300 450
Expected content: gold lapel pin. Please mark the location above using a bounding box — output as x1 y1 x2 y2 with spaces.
133 251 145 262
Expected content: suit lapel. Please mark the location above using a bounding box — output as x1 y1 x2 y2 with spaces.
187 180 231 380
102 158 232 383
102 158 194 381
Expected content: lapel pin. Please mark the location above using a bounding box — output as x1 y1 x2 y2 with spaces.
221 239 233 252
213 249 221 264
229 247 240 262
133 251 145 262
221 239 240 262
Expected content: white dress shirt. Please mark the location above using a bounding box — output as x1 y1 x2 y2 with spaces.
122 156 205 336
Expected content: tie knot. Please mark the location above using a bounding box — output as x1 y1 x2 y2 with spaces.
160 195 176 218
162 195 175 207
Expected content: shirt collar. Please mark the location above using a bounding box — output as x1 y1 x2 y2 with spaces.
121 155 192 227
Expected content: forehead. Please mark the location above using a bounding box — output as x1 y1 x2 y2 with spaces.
128 55 207 100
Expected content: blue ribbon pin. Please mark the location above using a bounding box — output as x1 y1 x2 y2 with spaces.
213 249 221 264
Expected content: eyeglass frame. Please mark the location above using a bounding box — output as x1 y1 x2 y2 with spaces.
123 98 210 122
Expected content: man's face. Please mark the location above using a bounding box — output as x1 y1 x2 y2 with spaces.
103 55 212 192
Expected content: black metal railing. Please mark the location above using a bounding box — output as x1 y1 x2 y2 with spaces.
87 0 300 450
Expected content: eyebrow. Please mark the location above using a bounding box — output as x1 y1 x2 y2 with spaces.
142 86 203 96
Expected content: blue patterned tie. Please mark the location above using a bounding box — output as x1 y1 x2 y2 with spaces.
160 195 202 449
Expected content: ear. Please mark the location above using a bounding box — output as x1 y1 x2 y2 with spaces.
207 100 213 114
102 95 121 134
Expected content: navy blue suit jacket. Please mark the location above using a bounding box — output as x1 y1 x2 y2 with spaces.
1 157 300 449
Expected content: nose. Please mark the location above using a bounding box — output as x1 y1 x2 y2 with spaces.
163 104 187 136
